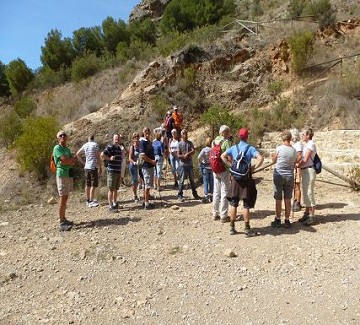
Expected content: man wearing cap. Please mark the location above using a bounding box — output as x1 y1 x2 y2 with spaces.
101 133 123 212
212 125 232 223
172 106 183 134
76 134 101 208
53 130 77 231
221 128 264 236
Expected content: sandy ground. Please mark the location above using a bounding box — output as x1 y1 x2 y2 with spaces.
1 163 359 325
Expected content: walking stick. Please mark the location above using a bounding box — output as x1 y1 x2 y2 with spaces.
292 168 297 221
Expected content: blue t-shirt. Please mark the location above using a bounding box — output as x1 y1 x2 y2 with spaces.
152 139 164 156
140 139 155 168
226 141 259 163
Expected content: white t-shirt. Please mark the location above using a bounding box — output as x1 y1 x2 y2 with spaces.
302 140 316 168
169 139 179 153
292 141 302 153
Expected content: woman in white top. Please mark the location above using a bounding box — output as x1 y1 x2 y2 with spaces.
169 129 180 188
297 127 317 226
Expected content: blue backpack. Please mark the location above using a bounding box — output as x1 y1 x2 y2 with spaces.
311 153 322 174
230 145 251 182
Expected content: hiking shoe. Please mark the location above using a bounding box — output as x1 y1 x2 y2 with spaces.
213 215 220 221
108 205 118 212
174 181 178 188
144 203 155 210
63 218 74 226
193 194 201 200
178 196 185 202
89 201 99 208
201 197 209 203
230 227 238 235
59 222 72 232
298 213 310 223
220 216 231 223
302 216 314 226
292 201 301 212
284 219 291 229
244 228 257 238
271 218 282 228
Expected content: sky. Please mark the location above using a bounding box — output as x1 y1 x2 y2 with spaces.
0 0 140 70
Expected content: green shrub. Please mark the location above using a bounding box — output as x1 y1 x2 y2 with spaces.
288 31 314 74
151 96 170 120
267 80 285 98
200 104 243 138
30 65 69 90
0 110 23 148
14 96 37 118
304 0 336 31
15 116 59 179
71 52 101 82
288 0 305 18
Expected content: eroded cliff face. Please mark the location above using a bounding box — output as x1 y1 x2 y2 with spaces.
128 0 171 23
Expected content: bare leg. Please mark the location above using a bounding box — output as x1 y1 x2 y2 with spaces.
284 198 291 219
275 199 282 219
59 195 68 222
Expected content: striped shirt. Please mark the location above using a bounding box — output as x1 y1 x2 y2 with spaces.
79 141 99 170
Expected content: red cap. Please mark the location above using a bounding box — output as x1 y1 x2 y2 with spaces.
238 128 249 140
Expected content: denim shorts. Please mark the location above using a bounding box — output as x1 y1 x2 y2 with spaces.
273 172 294 200
142 167 154 189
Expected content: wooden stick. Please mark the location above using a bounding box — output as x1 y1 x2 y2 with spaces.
253 161 275 174
322 164 359 190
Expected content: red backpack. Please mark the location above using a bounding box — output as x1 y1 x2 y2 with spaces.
209 140 225 174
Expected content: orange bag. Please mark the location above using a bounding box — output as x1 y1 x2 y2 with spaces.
50 153 56 173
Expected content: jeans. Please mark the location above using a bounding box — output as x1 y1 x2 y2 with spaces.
202 168 214 196
128 163 138 185
170 153 179 174
212 171 230 218
155 155 164 179
177 164 197 197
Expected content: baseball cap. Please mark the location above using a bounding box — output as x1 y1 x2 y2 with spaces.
57 130 66 138
238 128 249 140
173 106 178 110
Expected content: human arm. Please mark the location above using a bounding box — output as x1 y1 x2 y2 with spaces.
75 148 84 165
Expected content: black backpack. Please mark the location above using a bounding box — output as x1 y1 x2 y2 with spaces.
230 144 251 182
311 153 322 174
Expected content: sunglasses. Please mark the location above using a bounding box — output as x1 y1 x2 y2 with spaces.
59 134 66 137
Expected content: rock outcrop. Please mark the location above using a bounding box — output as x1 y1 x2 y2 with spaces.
128 0 171 23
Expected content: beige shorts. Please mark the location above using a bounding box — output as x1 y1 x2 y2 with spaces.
56 176 73 196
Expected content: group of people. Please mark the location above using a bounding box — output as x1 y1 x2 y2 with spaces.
52 115 318 235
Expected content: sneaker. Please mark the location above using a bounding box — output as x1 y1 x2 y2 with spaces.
178 196 185 202
134 196 140 203
63 218 74 226
244 227 257 238
201 197 209 204
59 222 72 232
86 201 91 207
207 195 213 203
174 181 178 188
108 205 118 212
292 201 301 212
271 218 281 228
193 194 201 200
213 215 220 221
302 216 314 226
284 219 291 229
144 203 155 210
220 216 231 223
230 227 238 235
88 201 99 208
298 213 310 223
